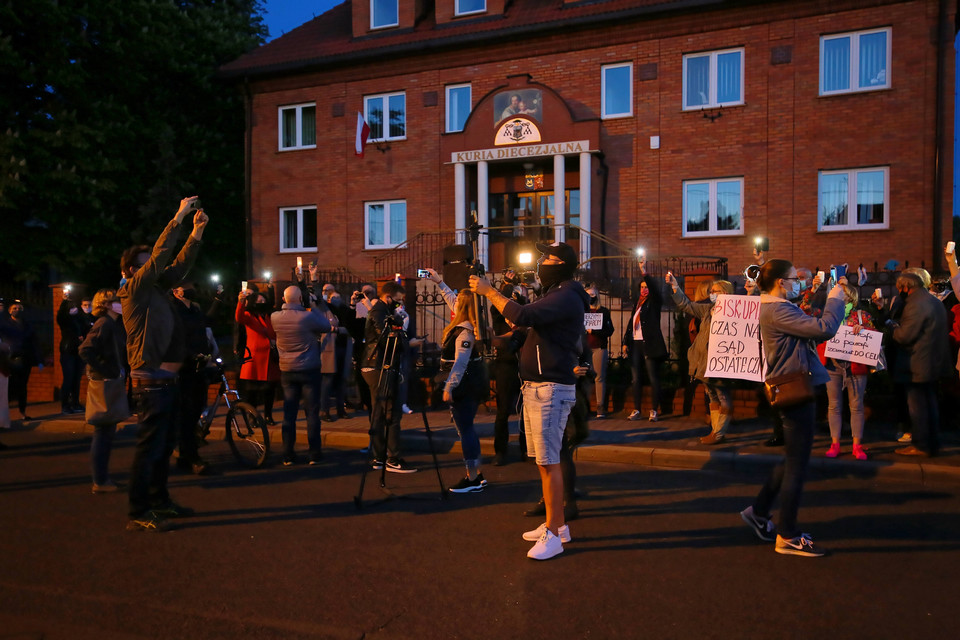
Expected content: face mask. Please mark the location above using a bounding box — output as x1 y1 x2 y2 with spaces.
784 279 801 300
589 295 598 305
844 302 854 318
536 263 569 291
182 289 198 301
898 288 908 300
391 299 402 311
709 293 718 304
799 279 809 292
81 305 92 314
111 302 123 315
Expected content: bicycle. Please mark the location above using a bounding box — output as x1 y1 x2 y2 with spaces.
197 354 270 469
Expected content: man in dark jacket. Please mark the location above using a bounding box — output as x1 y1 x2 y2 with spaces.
57 288 88 414
471 241 588 561
271 285 332 465
361 280 417 473
891 272 951 457
118 196 207 532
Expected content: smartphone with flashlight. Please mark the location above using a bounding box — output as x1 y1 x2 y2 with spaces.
817 270 825 283
830 267 838 283
241 280 248 292
417 269 430 279
754 236 769 252
947 241 956 255
296 256 303 276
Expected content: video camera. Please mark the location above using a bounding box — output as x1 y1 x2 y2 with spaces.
442 244 484 291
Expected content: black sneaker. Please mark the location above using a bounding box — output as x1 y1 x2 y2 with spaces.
449 474 486 493
126 511 173 532
741 506 777 542
151 501 194 518
282 455 300 467
493 453 507 466
309 451 324 465
386 457 417 474
775 533 826 557
371 459 385 470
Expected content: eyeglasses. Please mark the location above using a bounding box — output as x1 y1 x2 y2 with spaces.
781 277 800 282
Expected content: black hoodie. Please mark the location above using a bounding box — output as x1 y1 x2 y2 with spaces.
501 279 589 385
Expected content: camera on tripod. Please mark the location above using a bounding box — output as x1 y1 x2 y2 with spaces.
442 244 484 291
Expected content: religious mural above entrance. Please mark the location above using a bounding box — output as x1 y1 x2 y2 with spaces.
495 89 542 123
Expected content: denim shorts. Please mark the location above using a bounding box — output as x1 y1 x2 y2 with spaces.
522 381 577 465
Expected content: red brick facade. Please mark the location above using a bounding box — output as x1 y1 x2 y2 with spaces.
227 0 955 281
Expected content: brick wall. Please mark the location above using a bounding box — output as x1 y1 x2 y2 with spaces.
247 0 952 281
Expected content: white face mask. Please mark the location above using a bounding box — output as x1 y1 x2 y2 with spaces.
111 302 123 315
709 293 718 303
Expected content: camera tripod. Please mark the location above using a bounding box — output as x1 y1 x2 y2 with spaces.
354 326 446 508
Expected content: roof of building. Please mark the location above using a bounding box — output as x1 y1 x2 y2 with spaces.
221 0 724 79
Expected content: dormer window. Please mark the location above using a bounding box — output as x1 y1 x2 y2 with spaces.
371 0 398 29
456 0 486 16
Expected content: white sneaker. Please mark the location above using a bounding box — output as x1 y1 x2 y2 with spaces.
648 410 658 422
527 528 564 560
628 410 642 420
522 523 571 543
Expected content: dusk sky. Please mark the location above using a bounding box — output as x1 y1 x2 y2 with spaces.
261 0 345 41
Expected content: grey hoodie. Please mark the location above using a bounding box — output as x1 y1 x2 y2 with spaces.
760 294 844 385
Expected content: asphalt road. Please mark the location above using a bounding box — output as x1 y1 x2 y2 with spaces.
1 430 958 640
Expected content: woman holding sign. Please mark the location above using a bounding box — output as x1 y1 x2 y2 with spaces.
817 284 875 460
667 275 735 444
740 259 844 558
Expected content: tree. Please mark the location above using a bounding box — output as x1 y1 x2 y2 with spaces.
0 0 266 288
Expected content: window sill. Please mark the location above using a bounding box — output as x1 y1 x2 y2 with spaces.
279 248 318 254
681 102 744 113
278 145 317 153
817 225 889 233
819 86 891 98
681 231 744 239
601 112 633 121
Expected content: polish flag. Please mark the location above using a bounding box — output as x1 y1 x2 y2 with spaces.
355 112 370 158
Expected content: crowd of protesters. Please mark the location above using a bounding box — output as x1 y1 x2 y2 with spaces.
2 197 959 560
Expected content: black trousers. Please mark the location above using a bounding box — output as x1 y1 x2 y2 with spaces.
129 382 180 517
60 352 83 409
8 362 31 414
493 360 522 456
177 367 207 462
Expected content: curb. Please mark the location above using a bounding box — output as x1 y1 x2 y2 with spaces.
23 418 960 487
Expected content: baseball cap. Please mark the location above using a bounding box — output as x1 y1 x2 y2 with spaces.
535 241 578 266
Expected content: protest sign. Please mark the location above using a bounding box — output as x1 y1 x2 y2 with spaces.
705 295 764 382
584 312 603 331
823 326 883 366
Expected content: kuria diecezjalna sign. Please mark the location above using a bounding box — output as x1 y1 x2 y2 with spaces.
451 140 591 164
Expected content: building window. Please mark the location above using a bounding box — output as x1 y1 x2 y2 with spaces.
456 0 485 16
601 63 633 119
682 178 743 237
818 167 888 230
364 92 406 141
820 28 891 95
682 48 744 110
446 84 471 133
278 103 316 150
279 207 318 252
371 0 398 29
366 200 407 249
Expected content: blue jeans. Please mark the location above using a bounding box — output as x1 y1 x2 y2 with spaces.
522 382 577 466
129 383 180 517
630 346 662 413
907 382 940 455
826 367 867 441
91 423 117 485
280 369 322 458
753 400 815 539
320 372 336 412
592 348 609 413
451 395 481 462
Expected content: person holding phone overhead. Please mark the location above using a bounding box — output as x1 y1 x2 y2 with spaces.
622 254 667 422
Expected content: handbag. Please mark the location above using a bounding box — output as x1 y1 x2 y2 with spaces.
86 377 131 425
85 332 131 426
763 371 815 408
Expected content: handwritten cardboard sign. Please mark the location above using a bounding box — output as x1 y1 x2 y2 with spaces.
824 326 883 366
584 312 603 331
705 295 764 382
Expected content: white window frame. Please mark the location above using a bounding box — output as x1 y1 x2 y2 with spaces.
455 0 486 17
364 92 407 142
370 0 398 29
819 28 891 96
365 200 407 250
278 206 318 253
601 62 633 119
681 177 744 238
817 167 889 231
277 103 316 151
445 83 472 133
682 47 745 110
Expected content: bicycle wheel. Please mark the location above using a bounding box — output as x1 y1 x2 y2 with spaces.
224 402 270 469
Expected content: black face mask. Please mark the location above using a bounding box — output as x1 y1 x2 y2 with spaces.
537 263 571 291
589 296 598 305
182 289 198 301
391 300 402 311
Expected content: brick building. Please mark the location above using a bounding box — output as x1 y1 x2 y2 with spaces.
221 0 957 282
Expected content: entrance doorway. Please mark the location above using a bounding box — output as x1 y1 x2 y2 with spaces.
487 190 580 271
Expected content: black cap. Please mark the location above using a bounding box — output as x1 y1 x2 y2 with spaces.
535 241 578 267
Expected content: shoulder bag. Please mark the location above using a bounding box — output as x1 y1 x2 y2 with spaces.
85 332 131 426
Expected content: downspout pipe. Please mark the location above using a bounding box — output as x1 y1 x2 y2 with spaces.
243 77 254 277
932 0 949 270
